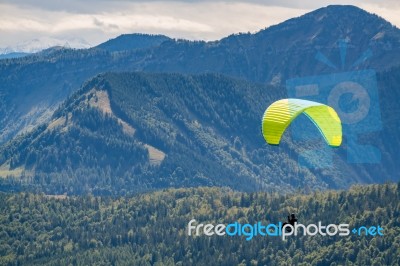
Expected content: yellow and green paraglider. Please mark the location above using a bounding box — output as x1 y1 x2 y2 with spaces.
262 99 342 147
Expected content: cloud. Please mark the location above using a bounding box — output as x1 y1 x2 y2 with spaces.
0 1 308 46
0 0 371 12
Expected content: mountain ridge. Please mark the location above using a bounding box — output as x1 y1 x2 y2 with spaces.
0 37 92 57
1 69 399 195
95 34 171 52
0 72 291 195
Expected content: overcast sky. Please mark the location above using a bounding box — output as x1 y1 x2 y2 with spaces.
0 0 399 48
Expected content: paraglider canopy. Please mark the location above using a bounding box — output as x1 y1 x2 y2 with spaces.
262 99 342 147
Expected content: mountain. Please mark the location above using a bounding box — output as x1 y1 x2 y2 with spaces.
142 5 400 82
96 34 170 52
0 37 91 55
1 5 399 145
0 70 398 195
1 5 400 145
0 52 30 60
1 184 399 265
0 72 292 195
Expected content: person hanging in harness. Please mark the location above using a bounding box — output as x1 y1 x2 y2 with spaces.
288 213 297 226
282 213 298 233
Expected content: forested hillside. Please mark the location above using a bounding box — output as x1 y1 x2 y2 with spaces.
0 72 300 195
1 68 399 195
0 183 399 265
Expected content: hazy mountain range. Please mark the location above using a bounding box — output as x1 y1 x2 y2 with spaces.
0 37 91 57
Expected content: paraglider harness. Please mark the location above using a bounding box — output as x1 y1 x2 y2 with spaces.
282 213 297 232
